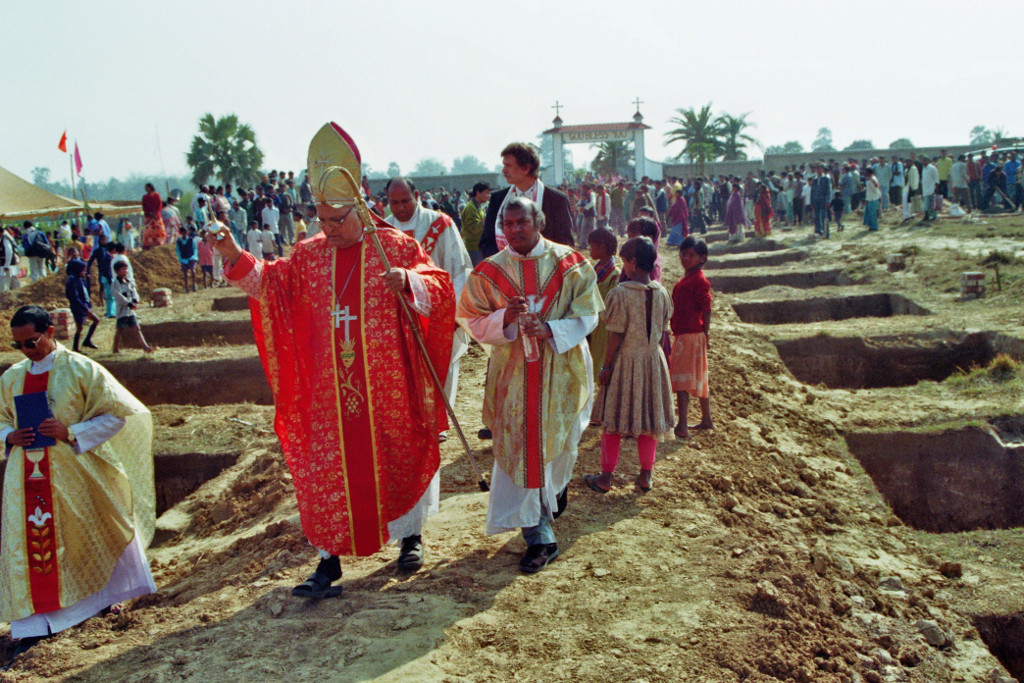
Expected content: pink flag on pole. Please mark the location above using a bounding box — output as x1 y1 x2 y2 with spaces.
74 143 83 175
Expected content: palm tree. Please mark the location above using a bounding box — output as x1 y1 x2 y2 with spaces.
590 141 634 177
664 104 721 174
186 113 265 187
716 112 760 161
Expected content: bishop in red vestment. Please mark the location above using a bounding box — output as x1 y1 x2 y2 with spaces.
214 123 455 598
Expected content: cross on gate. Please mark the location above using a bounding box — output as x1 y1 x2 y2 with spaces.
632 96 644 112
332 304 358 340
552 101 564 117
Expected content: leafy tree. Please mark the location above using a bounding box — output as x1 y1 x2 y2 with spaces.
844 139 874 151
186 113 264 187
970 125 993 146
664 103 722 173
889 138 914 149
411 157 447 177
451 155 490 175
31 167 51 186
765 141 804 155
362 164 388 180
386 162 402 177
811 127 836 153
716 112 759 161
590 141 634 176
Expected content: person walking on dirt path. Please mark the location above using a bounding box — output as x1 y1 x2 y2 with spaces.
458 196 603 574
110 262 155 354
213 122 456 597
0 305 155 660
64 256 99 351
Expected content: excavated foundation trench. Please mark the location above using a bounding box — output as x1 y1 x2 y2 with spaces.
774 331 996 389
122 320 254 348
709 238 781 255
705 249 808 270
974 613 1024 681
0 358 273 406
0 451 241 523
709 268 852 294
212 296 251 312
733 293 930 325
844 426 1024 532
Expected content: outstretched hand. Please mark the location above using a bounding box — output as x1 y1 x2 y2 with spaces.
212 222 243 266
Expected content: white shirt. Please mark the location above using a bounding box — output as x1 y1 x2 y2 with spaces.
261 205 281 233
921 164 939 196
247 230 263 254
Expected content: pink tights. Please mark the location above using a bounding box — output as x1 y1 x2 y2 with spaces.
600 432 656 472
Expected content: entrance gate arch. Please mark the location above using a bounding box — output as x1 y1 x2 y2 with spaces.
543 107 651 185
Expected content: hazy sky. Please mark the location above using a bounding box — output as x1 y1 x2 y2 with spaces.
3 0 1022 186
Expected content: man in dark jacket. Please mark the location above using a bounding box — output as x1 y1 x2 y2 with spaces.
479 143 574 257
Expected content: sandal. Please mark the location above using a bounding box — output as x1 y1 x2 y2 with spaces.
292 571 342 599
397 535 424 571
519 543 559 573
583 473 612 494
636 470 653 492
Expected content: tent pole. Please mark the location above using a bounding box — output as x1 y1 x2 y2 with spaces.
69 153 76 200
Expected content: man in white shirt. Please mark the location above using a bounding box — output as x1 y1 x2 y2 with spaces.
260 200 281 256
920 156 939 222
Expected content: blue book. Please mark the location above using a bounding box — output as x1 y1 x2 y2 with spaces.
15 391 56 449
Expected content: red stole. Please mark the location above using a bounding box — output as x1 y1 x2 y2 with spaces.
474 248 586 488
404 214 453 257
22 371 61 613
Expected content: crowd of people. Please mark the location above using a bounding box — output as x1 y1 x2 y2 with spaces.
6 126 1024 664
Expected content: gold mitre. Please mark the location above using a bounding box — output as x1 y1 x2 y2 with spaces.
307 122 363 206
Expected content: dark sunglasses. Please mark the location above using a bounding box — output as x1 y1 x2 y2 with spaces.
11 336 45 350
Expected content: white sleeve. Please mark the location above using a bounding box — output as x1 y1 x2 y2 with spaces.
545 313 599 353
69 414 127 453
437 227 473 306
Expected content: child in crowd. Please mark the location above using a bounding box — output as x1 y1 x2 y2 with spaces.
620 216 662 282
669 236 713 439
65 255 99 351
175 226 197 292
584 237 674 493
111 261 155 353
197 230 215 289
246 221 262 255
110 242 134 283
830 191 844 232
586 228 620 381
260 223 277 261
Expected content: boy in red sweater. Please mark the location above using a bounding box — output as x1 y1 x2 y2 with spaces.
668 236 713 438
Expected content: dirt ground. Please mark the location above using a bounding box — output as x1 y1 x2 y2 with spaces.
2 207 1024 682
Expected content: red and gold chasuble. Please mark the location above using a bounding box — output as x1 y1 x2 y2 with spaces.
238 225 455 556
21 372 61 613
461 241 600 489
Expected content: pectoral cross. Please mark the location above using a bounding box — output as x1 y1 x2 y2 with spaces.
332 304 358 341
